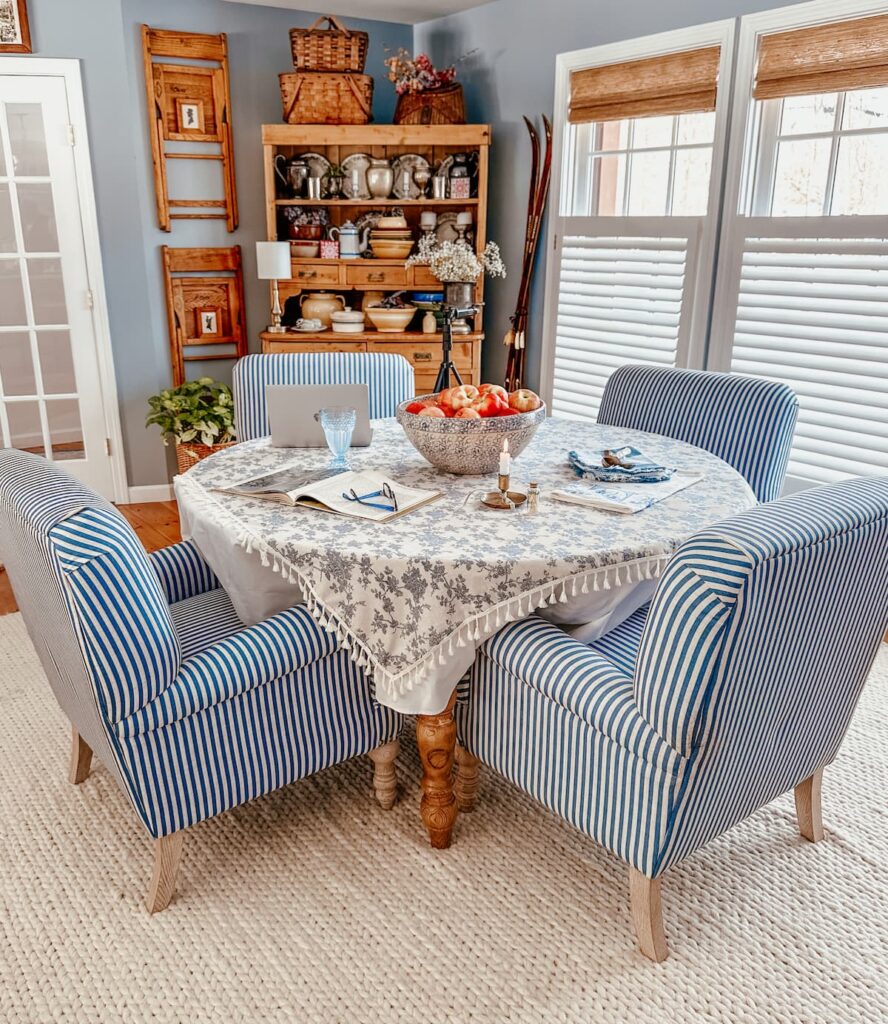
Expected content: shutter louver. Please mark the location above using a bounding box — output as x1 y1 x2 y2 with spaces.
730 238 888 482
552 236 687 420
569 46 721 124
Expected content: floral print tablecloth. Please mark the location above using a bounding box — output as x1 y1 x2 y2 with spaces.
175 418 755 712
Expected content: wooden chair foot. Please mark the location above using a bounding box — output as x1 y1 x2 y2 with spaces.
795 768 824 842
68 726 92 785
368 739 399 810
454 745 480 812
146 833 183 914
629 867 669 962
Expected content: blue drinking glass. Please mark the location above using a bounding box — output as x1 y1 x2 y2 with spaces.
318 406 356 470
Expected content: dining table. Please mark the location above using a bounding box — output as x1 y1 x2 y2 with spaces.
175 416 756 848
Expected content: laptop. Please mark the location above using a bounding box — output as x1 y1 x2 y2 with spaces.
266 384 373 448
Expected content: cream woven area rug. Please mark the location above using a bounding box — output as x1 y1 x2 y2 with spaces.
0 611 886 1024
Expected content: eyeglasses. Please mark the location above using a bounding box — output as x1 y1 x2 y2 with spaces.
342 482 399 513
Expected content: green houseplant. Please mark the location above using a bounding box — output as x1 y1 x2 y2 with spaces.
146 377 236 474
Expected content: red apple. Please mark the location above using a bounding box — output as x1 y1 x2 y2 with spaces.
437 403 456 417
405 400 427 414
498 407 519 416
470 392 508 418
478 383 509 402
418 406 446 418
508 388 542 413
454 407 481 419
439 384 479 411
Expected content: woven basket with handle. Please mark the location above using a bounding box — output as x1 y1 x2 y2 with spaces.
175 440 236 476
290 15 368 73
279 72 373 125
394 84 466 125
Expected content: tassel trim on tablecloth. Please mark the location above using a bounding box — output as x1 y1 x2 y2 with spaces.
176 475 672 703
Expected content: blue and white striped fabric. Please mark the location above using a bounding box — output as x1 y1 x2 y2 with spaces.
458 476 888 878
149 540 219 605
588 603 649 676
233 352 416 441
0 450 401 840
597 365 799 501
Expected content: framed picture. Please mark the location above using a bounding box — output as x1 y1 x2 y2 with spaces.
0 0 31 53
176 99 204 133
196 307 220 337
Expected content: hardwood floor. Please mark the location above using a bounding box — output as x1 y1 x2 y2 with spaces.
0 501 181 617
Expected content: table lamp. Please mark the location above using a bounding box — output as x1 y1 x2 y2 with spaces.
256 241 291 334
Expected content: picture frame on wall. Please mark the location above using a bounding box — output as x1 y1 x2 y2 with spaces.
0 0 31 53
176 99 204 133
196 307 221 337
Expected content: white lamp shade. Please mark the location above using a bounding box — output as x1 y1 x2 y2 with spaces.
256 241 291 280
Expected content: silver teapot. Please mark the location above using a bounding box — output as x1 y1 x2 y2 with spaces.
274 155 310 198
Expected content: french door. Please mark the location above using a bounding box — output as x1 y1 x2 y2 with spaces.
0 70 121 497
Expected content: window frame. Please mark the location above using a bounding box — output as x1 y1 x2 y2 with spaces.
540 20 737 410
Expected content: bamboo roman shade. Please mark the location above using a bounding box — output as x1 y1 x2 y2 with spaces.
568 46 721 124
754 14 888 100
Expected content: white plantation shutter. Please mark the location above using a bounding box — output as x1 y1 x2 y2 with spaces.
728 235 888 482
551 235 690 419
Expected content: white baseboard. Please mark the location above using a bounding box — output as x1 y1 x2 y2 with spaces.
126 483 175 504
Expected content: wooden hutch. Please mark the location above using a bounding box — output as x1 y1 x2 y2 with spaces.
260 124 490 393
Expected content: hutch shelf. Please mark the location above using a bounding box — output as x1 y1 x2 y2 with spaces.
261 124 490 392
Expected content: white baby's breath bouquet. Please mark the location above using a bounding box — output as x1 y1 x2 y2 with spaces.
407 237 506 283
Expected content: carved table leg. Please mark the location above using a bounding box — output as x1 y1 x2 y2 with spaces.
454 744 481 812
416 691 457 849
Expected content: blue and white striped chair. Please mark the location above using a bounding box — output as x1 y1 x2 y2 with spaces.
233 352 415 441
598 364 799 502
454 477 888 960
0 450 402 911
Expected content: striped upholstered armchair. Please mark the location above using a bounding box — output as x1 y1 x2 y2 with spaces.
454 478 888 959
0 451 401 911
233 351 415 441
597 364 799 501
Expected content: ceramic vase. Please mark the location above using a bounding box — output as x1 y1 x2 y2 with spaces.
367 159 394 199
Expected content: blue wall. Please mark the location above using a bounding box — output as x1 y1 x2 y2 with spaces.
27 0 411 487
415 0 800 392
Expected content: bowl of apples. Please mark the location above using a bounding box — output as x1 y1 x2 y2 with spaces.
396 383 546 475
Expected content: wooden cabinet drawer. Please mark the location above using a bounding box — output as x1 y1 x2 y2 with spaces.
263 339 368 354
290 262 342 286
367 340 473 366
346 264 408 287
410 266 441 289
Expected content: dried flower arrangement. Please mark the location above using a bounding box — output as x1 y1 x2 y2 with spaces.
407 237 506 283
384 49 458 95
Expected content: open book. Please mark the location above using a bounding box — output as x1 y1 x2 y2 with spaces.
550 472 701 515
216 467 441 523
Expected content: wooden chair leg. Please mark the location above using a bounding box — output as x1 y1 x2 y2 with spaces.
68 726 92 785
368 739 399 810
454 744 481 812
146 833 184 914
629 867 669 962
795 768 824 843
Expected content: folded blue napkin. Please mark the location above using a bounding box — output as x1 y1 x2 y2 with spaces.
568 446 675 483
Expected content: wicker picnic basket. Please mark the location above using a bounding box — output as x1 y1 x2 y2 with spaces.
394 83 466 125
279 71 373 125
290 15 368 73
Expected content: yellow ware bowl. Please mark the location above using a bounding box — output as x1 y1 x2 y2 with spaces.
371 241 415 260
365 305 417 332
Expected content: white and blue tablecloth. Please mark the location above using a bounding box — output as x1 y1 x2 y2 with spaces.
176 418 755 714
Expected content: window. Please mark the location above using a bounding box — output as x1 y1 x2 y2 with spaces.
710 6 888 487
567 112 715 218
545 3 888 488
545 26 733 421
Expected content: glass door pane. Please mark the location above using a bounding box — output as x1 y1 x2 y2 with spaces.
0 88 84 461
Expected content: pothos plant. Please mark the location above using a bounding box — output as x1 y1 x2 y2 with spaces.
146 377 236 448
